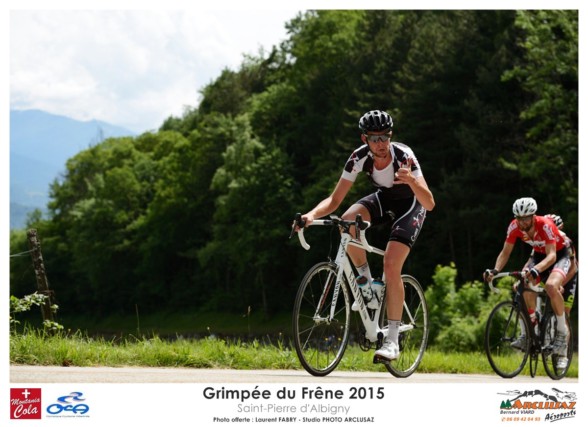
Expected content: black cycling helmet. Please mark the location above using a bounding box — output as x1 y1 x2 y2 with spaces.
358 110 393 133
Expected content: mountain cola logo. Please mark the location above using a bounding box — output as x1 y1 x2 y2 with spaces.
498 388 576 423
10 388 42 419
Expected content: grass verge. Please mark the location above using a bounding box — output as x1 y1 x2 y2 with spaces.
10 330 578 379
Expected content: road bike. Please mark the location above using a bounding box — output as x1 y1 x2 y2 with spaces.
484 271 573 380
290 213 429 378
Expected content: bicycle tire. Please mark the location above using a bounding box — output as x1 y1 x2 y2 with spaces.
292 262 351 376
379 274 429 378
542 312 573 380
485 300 529 378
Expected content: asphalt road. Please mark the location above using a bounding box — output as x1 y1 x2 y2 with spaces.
10 365 579 383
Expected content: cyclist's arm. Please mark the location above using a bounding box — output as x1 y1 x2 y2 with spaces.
394 162 435 211
410 175 435 211
302 177 354 225
493 241 515 272
522 256 533 270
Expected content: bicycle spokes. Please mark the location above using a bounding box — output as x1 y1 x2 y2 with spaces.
541 312 573 380
379 275 429 378
293 262 351 376
485 301 528 378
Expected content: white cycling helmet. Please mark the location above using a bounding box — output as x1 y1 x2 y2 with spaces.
545 213 564 229
512 197 538 217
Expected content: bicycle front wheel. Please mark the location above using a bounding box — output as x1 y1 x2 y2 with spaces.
542 312 573 380
292 262 351 376
380 275 429 378
485 300 529 378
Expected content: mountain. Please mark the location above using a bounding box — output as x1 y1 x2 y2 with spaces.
9 109 136 229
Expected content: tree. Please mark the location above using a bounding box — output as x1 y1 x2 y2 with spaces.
199 114 296 315
502 10 578 235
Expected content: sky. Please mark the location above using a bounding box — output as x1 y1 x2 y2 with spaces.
9 9 300 134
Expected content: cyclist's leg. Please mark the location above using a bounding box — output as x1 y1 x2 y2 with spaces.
547 272 566 323
561 267 577 316
344 193 390 303
516 255 541 345
374 241 409 361
546 253 572 356
510 273 534 349
341 203 371 267
375 197 426 360
383 241 409 320
522 255 539 311
546 253 571 319
341 202 377 310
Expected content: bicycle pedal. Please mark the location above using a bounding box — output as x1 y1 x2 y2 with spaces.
372 354 391 365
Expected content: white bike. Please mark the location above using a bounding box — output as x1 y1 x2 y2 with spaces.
290 213 429 377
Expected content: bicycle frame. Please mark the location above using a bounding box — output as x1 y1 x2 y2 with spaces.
485 271 571 379
292 213 429 377
489 272 549 348
334 231 385 341
297 215 414 343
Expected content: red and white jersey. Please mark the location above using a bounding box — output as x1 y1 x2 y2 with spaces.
505 215 566 254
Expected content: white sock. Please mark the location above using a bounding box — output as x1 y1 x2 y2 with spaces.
357 263 373 285
387 320 401 345
556 314 568 334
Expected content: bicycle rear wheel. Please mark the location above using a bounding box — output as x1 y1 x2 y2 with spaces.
542 313 573 380
379 275 429 378
292 262 351 376
485 300 529 378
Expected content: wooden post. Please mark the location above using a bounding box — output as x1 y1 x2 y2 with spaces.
26 229 55 323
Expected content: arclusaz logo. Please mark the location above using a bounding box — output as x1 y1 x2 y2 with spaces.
498 388 577 423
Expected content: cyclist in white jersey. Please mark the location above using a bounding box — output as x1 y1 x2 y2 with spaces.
298 110 435 361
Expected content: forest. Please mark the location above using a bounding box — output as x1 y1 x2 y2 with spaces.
10 10 578 323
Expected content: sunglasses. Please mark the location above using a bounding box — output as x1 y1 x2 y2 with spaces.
365 133 392 143
515 215 534 222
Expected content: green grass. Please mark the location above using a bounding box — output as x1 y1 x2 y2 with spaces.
9 329 578 378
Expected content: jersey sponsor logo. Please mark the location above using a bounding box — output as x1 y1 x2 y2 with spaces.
526 240 545 248
506 221 518 236
543 223 557 241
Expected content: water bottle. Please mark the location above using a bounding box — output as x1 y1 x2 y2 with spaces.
356 275 373 302
372 278 385 304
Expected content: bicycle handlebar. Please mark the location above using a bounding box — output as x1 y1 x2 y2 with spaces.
290 213 375 252
487 271 545 295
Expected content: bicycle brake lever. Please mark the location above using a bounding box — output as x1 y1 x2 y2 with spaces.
289 213 306 239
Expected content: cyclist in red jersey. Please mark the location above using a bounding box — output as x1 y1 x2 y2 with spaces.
483 197 571 359
537 214 578 316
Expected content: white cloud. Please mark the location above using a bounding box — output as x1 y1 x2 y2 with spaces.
10 9 299 133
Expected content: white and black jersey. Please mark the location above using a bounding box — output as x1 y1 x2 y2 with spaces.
342 142 423 199
341 141 427 248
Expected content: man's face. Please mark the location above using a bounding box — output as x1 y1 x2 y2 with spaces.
516 215 534 232
363 130 392 158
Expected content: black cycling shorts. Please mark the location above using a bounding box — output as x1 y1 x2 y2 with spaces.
528 248 577 310
356 190 426 249
528 248 572 282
